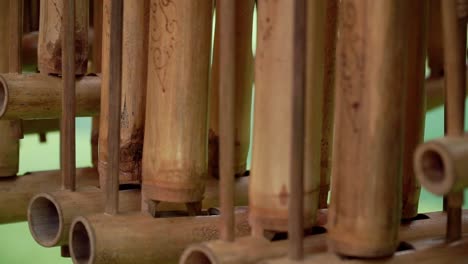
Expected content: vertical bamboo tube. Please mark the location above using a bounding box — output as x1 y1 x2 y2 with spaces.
428 0 444 78
142 0 213 205
38 0 88 75
401 0 427 220
209 0 254 178
249 0 321 233
318 0 339 209
91 0 103 73
98 0 149 189
328 0 406 258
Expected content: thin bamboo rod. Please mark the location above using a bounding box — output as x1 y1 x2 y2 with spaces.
218 0 235 242
105 0 123 215
9 0 22 73
441 0 467 242
92 0 103 73
61 0 76 191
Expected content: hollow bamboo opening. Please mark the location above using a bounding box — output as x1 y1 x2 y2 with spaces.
181 247 215 264
70 218 94 264
421 150 445 184
0 75 8 118
28 194 62 247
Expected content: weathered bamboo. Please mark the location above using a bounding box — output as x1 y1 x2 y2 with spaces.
69 208 250 264
28 188 140 247
91 0 103 73
0 0 11 71
98 0 149 188
401 0 427 220
414 137 468 195
0 73 100 119
38 0 88 75
328 0 406 257
209 0 254 178
142 0 213 205
428 0 444 78
0 167 98 224
9 0 23 73
249 0 320 233
180 210 468 264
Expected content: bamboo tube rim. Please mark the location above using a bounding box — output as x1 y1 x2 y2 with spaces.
28 192 64 247
180 244 218 264
0 74 9 118
70 216 95 264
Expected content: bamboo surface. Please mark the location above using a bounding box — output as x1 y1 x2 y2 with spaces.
69 208 250 264
142 0 213 204
428 0 444 78
0 167 98 224
328 0 407 257
209 0 254 178
401 0 427 220
38 0 88 75
0 73 100 119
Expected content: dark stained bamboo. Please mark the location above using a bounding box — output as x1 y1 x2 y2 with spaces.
92 0 103 73
105 0 123 215
61 0 76 191
218 0 235 242
428 0 444 78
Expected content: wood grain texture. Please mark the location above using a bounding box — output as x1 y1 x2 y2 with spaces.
38 0 88 75
328 0 407 257
142 0 213 203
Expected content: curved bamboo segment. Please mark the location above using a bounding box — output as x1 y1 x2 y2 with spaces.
414 137 468 195
209 0 254 178
328 0 407 258
69 208 250 264
142 0 213 204
0 73 100 119
0 167 98 224
38 0 88 75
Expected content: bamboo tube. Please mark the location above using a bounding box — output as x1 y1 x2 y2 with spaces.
91 0 103 73
28 176 248 248
0 167 98 224
428 0 444 78
425 69 468 111
328 0 406 258
0 73 100 119
180 210 468 264
318 0 338 209
401 0 427 220
142 0 213 205
91 116 99 167
98 0 149 188
28 188 140 247
209 0 254 178
69 208 250 264
0 0 10 71
38 0 88 75
9 0 23 73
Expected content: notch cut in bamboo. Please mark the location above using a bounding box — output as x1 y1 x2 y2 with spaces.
0 73 100 120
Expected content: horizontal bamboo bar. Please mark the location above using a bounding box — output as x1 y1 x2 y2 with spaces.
69 208 251 264
28 176 248 248
180 210 468 264
0 73 100 119
0 167 98 224
425 68 468 111
414 136 468 195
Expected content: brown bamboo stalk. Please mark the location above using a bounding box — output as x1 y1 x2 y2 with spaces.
38 0 88 75
428 0 444 78
92 0 103 73
61 0 77 191
142 0 213 205
9 0 23 73
318 0 338 209
69 208 250 264
209 0 254 179
328 0 407 257
98 0 149 189
0 167 98 224
91 116 99 168
401 0 427 220
441 0 467 243
0 73 100 119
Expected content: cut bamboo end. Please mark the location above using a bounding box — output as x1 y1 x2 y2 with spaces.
0 73 100 120
414 137 468 195
28 188 140 247
69 208 250 264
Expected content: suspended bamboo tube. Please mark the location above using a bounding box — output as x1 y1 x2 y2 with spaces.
428 0 444 78
98 0 149 188
209 0 254 178
328 0 407 258
249 0 322 233
38 0 88 75
0 167 98 224
180 210 468 264
0 73 100 119
69 208 250 264
141 0 213 206
318 0 338 209
401 0 427 220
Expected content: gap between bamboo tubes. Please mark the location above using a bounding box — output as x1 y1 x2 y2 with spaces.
289 0 306 260
218 0 236 242
61 0 76 191
105 0 124 215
